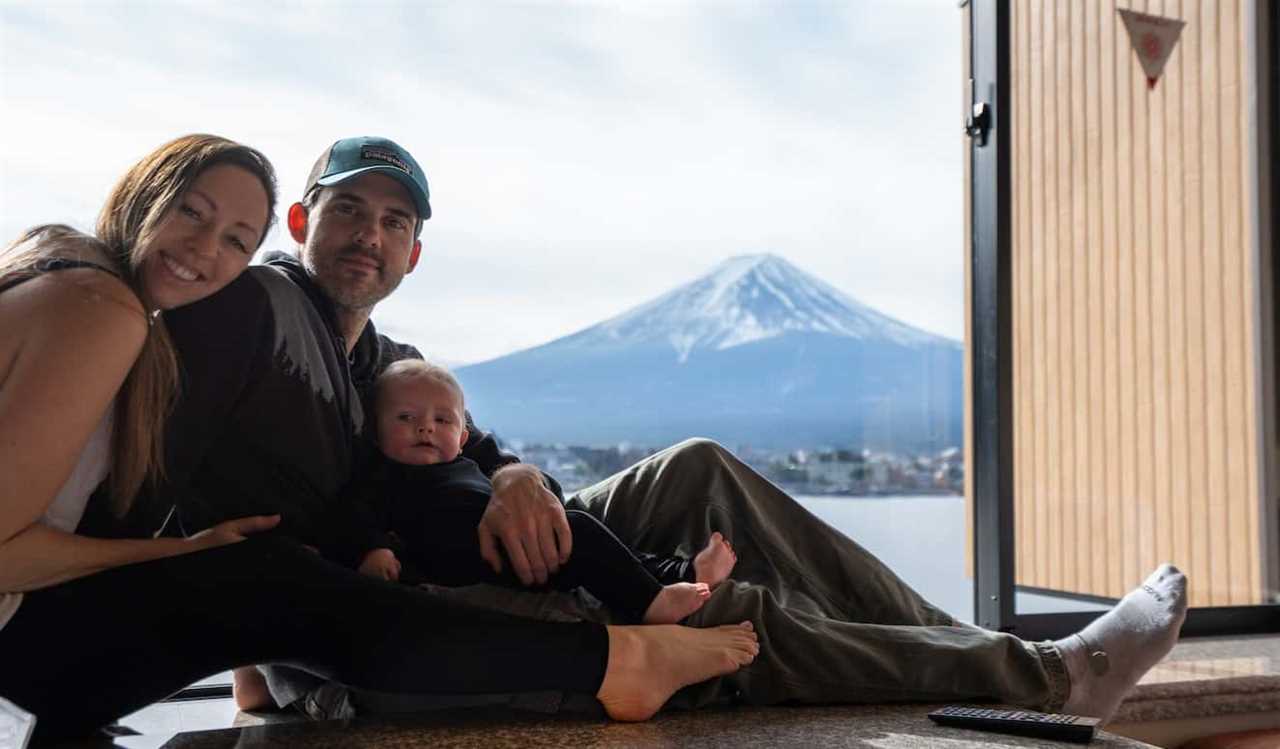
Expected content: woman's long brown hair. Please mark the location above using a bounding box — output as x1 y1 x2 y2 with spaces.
1 134 278 516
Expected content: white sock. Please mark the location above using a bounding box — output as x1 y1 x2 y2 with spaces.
1055 564 1188 722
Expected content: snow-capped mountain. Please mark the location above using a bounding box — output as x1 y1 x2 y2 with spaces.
457 254 962 450
577 254 946 362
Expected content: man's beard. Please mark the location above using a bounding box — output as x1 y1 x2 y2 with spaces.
306 245 404 311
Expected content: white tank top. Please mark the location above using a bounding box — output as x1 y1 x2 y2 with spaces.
0 408 114 630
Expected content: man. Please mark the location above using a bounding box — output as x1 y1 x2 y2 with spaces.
168 136 1186 724
166 137 542 543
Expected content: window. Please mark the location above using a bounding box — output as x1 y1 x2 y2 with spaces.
371 3 976 622
967 0 1280 638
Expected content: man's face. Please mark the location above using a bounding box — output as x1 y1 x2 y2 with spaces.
376 376 469 465
296 172 420 310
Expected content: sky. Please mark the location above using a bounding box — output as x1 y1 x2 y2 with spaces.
0 0 964 365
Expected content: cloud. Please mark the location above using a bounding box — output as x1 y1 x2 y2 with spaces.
1 0 964 364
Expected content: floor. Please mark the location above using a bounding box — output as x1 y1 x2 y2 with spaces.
51 634 1280 748
87 704 1156 749
1112 634 1280 723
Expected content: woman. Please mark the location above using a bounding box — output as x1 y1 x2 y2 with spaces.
0 134 758 743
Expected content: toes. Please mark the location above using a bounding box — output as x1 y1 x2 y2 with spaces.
1149 564 1188 598
728 637 759 665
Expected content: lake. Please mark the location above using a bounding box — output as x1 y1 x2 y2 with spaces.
795 494 1109 623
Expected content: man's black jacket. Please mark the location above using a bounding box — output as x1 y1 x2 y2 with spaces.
110 252 528 545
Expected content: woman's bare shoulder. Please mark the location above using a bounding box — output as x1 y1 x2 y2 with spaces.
0 266 148 351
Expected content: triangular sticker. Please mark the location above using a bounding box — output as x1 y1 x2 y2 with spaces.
1118 8 1186 90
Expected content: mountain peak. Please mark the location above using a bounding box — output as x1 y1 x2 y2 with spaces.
713 252 784 269
568 253 954 363
705 252 790 281
456 252 963 450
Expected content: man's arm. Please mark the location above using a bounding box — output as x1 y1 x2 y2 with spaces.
458 411 565 499
459 411 520 475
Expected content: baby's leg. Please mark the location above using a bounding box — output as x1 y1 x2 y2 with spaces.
643 531 742 623
559 511 710 623
693 532 737 588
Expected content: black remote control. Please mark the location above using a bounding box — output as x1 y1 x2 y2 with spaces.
928 705 1100 743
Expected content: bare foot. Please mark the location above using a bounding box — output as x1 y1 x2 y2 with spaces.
693 532 737 588
597 621 759 721
643 582 711 624
232 666 273 711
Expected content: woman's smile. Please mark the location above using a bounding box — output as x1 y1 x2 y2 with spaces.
158 251 203 283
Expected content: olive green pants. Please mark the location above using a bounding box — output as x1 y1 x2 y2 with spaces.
566 438 1069 711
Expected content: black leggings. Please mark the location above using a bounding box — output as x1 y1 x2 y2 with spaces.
0 536 608 743
399 509 665 623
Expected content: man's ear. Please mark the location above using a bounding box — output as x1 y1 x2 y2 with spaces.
407 239 422 274
287 203 309 244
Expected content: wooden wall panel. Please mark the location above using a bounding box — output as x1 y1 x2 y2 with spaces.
1005 0 1264 606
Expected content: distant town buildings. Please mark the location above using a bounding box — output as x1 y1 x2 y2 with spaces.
508 440 965 497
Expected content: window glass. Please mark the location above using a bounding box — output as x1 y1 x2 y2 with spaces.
369 3 973 620
1 4 973 711
1006 1 1278 616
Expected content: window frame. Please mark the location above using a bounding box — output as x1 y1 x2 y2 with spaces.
967 0 1280 640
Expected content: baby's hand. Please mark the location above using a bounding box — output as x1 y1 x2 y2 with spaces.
359 548 401 581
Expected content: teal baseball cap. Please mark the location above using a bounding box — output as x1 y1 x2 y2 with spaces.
304 136 431 223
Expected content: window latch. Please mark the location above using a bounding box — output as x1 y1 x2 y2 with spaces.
965 101 991 147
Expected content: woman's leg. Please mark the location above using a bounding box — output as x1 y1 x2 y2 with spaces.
0 537 605 740
0 536 756 741
570 438 952 627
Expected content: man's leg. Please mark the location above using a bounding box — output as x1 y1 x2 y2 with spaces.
570 438 951 627
675 566 1188 723
668 580 1066 711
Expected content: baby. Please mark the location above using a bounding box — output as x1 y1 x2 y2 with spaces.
352 359 738 624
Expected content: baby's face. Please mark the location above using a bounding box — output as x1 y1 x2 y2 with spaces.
376 377 469 466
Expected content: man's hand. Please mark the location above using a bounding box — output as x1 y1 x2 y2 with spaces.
478 464 572 585
358 548 401 581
